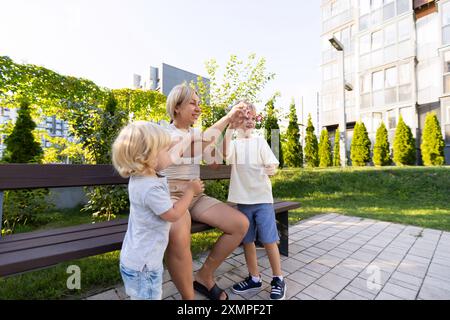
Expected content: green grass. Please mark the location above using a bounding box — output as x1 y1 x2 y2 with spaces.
272 166 450 231
1 166 449 299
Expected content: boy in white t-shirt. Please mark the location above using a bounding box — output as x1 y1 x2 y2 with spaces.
224 102 286 300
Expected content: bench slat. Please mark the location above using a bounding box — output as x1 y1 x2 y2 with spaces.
0 164 232 190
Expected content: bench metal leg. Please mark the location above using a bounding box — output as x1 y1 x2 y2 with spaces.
276 211 289 257
0 191 3 239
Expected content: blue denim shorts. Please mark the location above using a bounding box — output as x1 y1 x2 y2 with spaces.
120 263 163 300
237 203 280 245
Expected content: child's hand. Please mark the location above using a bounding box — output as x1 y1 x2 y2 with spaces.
263 165 278 176
187 179 205 195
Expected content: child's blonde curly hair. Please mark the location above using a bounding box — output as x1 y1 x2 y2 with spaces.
112 121 171 178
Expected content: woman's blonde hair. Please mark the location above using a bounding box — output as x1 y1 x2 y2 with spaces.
112 121 171 178
166 83 197 121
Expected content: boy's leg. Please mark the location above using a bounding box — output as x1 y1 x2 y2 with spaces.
244 242 260 277
264 243 282 277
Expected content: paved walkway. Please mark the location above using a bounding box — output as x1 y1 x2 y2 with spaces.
86 213 450 300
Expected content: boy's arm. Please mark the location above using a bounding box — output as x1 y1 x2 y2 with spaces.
159 189 194 222
222 127 235 161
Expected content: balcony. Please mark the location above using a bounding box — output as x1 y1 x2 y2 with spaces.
323 9 353 34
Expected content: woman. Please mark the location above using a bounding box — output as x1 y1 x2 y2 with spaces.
160 83 249 300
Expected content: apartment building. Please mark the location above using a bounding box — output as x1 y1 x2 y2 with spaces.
321 0 450 164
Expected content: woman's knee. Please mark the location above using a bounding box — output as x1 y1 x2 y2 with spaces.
168 213 191 250
231 209 249 236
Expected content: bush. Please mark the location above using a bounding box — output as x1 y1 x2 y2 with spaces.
373 122 391 166
350 122 371 166
82 186 129 222
421 112 445 166
333 128 341 167
283 99 303 167
204 180 230 202
304 114 319 168
319 129 332 167
393 116 416 166
2 189 52 235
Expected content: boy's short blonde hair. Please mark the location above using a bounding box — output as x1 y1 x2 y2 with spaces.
112 121 171 178
166 83 198 121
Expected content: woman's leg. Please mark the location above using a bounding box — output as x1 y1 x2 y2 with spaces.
165 211 194 300
194 203 249 299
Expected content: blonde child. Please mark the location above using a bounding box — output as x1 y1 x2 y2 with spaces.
112 121 204 300
224 102 286 300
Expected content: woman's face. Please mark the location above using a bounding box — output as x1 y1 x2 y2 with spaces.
175 93 201 125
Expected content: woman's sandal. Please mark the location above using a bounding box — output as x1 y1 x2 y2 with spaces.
193 281 229 300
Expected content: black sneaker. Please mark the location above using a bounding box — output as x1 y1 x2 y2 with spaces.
232 275 262 294
270 277 286 300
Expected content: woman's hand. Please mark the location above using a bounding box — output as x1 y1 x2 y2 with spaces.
227 102 247 126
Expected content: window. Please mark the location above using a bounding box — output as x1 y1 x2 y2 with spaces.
372 0 383 10
372 30 383 50
373 112 383 131
383 0 395 21
361 73 371 93
385 67 397 88
397 0 410 15
398 18 411 42
360 0 371 15
388 109 397 129
372 8 383 26
360 14 370 31
384 24 396 46
360 33 371 54
443 1 450 45
373 71 384 91
399 63 411 84
444 51 450 94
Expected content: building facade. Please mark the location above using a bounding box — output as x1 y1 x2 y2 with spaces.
321 0 450 164
133 63 210 96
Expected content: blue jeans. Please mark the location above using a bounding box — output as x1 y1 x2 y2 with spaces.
237 203 280 245
120 263 163 300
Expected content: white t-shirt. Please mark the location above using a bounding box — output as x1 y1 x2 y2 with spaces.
226 135 280 204
159 124 201 180
120 175 173 272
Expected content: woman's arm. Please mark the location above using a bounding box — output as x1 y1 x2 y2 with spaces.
201 102 246 151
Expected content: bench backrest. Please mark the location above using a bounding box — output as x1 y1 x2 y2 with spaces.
0 164 232 190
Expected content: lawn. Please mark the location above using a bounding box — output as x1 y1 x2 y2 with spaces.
1 166 449 299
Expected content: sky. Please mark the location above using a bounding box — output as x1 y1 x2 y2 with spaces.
0 0 322 128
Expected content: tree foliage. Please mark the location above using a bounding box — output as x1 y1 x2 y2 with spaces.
420 112 445 166
373 122 391 166
393 116 416 166
283 99 303 167
319 129 332 168
192 54 275 129
304 114 319 167
263 92 283 167
350 122 371 166
333 128 341 167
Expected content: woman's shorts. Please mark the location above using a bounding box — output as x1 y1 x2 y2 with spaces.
168 179 222 220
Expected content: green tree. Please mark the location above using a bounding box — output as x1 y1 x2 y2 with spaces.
319 129 332 167
393 115 416 166
283 99 303 167
3 98 43 163
373 122 391 166
1 98 49 235
304 114 319 167
192 54 275 129
333 128 341 167
263 92 283 167
350 122 371 166
421 112 445 166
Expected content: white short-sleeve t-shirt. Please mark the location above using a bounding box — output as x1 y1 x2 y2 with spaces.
120 175 173 272
159 124 201 180
226 135 279 204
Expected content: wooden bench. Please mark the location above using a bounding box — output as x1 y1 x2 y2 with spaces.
0 164 300 278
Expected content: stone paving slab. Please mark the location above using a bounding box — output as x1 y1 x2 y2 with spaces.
85 213 450 300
